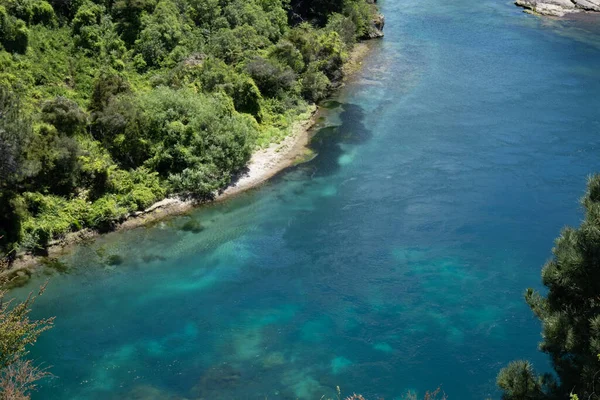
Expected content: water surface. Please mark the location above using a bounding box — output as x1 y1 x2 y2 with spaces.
15 0 600 399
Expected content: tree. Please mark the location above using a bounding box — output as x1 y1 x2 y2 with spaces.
0 87 32 254
40 96 87 136
134 0 190 68
0 282 54 399
497 361 549 400
498 175 600 399
0 87 31 187
0 7 29 54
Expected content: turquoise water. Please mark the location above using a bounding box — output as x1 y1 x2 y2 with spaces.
13 0 600 399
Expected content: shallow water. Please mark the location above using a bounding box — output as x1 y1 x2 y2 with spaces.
14 0 600 399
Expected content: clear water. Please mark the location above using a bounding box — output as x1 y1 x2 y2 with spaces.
13 0 600 399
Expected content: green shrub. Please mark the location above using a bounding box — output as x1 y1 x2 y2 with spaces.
168 164 224 199
40 96 87 135
301 66 330 102
85 194 128 231
246 56 298 98
20 192 88 249
0 8 29 54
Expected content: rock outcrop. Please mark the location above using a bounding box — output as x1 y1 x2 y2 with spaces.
516 0 600 16
364 13 385 39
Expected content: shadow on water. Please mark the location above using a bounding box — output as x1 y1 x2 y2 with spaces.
304 102 373 178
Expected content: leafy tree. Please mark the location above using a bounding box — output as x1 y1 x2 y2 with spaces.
134 0 191 68
0 87 32 254
111 0 156 45
25 122 81 195
0 7 29 53
186 0 220 29
269 39 305 73
498 175 600 399
46 0 84 20
4 0 56 27
195 57 262 117
89 72 130 113
40 96 87 136
325 12 356 48
246 56 297 98
301 64 329 102
0 86 31 186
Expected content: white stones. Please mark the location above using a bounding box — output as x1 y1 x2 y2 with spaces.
515 0 600 16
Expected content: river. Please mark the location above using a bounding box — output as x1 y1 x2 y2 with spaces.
14 0 600 399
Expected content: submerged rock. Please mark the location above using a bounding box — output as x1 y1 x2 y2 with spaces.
515 0 600 16
191 364 242 398
180 219 204 234
105 254 124 266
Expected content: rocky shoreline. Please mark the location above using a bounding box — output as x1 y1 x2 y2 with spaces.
515 0 600 16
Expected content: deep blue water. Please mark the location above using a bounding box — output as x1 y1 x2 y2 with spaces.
13 0 600 399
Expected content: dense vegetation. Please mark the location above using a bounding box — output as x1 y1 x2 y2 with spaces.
0 0 381 258
497 175 600 400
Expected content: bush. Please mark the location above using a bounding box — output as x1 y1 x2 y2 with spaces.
85 194 128 231
40 96 87 135
7 0 56 26
106 166 166 209
0 9 29 54
301 66 330 102
325 13 356 48
26 122 82 195
134 0 191 68
269 39 305 73
168 164 224 199
246 56 298 98
20 192 88 249
89 72 130 113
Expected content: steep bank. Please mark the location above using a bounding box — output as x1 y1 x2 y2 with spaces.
515 0 600 16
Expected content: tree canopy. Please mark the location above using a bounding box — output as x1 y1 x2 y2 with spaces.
498 175 600 400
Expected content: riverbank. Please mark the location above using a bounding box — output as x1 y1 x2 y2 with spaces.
0 41 375 284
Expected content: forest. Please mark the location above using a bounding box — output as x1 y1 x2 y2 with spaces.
0 0 381 258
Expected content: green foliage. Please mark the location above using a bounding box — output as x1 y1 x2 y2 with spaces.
246 56 298 98
301 65 330 102
0 86 31 186
326 13 356 48
499 175 600 399
270 39 305 73
40 95 87 135
496 361 549 400
0 0 377 254
89 71 130 113
0 6 29 53
168 164 223 199
25 122 81 195
84 194 128 231
4 0 56 27
0 283 54 398
112 0 156 45
106 166 165 209
134 0 191 68
20 192 88 248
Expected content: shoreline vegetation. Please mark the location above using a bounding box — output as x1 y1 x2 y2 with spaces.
0 0 384 286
